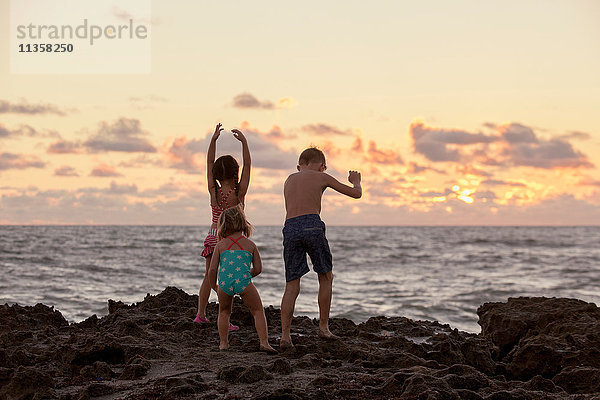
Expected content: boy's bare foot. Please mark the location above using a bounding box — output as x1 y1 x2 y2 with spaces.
219 343 230 351
259 344 278 354
279 339 294 351
318 329 340 341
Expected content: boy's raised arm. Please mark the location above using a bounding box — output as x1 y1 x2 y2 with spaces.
233 129 251 199
325 171 362 199
207 123 223 194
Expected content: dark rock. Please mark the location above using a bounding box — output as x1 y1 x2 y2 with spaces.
309 375 336 387
253 387 306 400
118 355 151 380
521 375 560 393
78 382 115 398
77 314 98 329
217 365 246 383
455 389 484 400
0 303 68 333
238 364 273 383
483 389 535 400
552 366 600 394
107 299 128 314
0 367 13 383
0 366 55 400
270 358 292 375
478 297 600 382
79 361 114 379
401 373 454 397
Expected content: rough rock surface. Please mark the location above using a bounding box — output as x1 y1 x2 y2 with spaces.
478 296 600 394
1 288 599 399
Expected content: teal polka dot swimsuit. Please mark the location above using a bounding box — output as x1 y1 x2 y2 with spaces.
218 235 253 296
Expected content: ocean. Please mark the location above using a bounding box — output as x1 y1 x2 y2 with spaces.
1 225 598 333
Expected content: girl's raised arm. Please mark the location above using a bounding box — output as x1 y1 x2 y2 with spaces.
207 123 223 200
232 129 251 201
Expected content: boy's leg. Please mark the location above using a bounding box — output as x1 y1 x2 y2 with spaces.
240 283 275 352
216 287 233 350
197 255 212 317
317 271 338 339
280 278 301 346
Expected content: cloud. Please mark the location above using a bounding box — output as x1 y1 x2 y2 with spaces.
84 118 156 153
455 164 492 177
577 177 600 187
410 121 498 162
232 93 295 110
166 123 297 173
0 124 38 139
118 154 163 168
346 136 403 166
406 162 445 174
557 131 591 141
0 124 58 139
47 140 82 154
0 153 45 171
366 140 403 165
54 166 79 177
502 138 593 169
128 95 168 110
232 93 275 109
409 120 593 170
301 124 353 136
90 164 122 177
164 136 203 174
108 181 138 194
0 99 67 116
497 123 537 143
481 179 526 187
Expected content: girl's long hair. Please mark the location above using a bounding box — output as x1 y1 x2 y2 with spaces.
212 155 239 204
217 204 254 240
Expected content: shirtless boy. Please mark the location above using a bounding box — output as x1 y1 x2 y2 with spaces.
280 148 362 348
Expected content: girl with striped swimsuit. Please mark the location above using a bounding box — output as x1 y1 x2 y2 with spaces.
194 123 251 330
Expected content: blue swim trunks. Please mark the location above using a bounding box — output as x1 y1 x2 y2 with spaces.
282 214 333 282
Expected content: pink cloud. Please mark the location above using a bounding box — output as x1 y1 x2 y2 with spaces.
409 120 593 170
90 164 122 177
0 152 45 171
54 166 79 177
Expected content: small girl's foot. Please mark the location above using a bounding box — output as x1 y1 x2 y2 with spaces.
219 343 230 351
228 323 239 332
194 314 209 323
259 344 277 354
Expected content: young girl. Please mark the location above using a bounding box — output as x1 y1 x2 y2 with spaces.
208 205 276 353
194 123 250 331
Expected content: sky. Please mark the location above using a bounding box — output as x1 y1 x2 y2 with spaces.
1 0 599 225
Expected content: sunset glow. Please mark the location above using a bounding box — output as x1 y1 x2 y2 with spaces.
1 1 599 225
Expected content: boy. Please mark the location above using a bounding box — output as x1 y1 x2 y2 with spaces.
280 148 362 348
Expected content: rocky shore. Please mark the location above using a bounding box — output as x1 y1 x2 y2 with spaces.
1 287 599 399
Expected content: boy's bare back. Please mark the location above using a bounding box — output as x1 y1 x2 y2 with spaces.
284 165 362 220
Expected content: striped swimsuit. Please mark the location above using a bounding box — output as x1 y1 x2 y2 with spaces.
201 187 234 258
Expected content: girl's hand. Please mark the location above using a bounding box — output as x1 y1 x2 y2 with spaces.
232 129 246 143
213 123 223 140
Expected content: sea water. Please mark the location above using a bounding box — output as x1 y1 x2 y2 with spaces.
1 225 598 333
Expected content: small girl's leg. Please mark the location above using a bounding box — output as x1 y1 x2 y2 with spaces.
217 287 233 350
240 283 276 353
